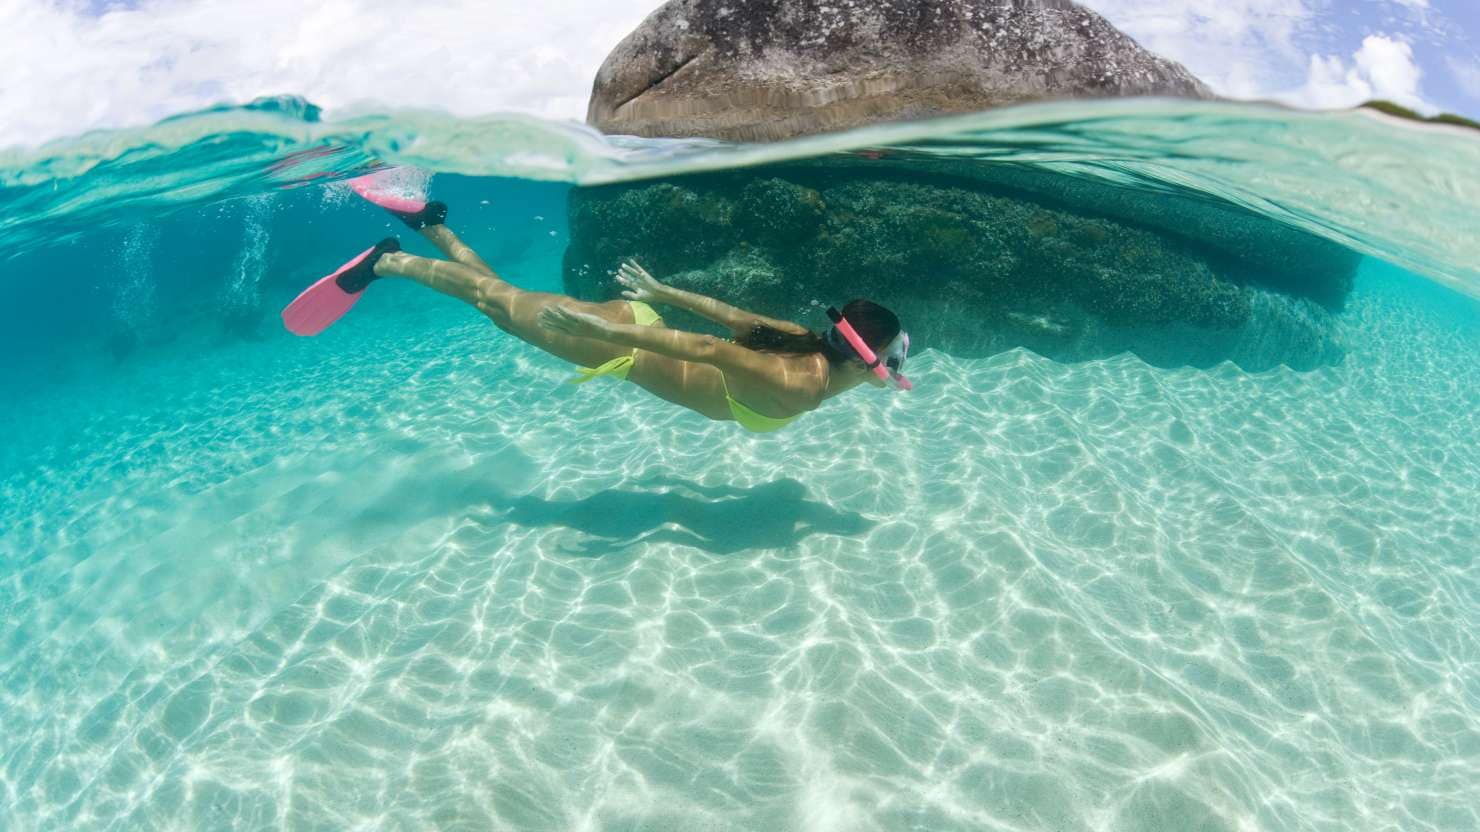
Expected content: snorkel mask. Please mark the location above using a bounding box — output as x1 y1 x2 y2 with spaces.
826 306 913 391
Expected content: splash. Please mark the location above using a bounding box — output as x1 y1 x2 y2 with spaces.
342 166 433 205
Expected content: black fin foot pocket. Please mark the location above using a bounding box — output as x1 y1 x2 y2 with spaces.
394 200 447 230
336 237 401 293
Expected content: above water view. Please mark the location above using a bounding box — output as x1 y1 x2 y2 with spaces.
2 1 1479 830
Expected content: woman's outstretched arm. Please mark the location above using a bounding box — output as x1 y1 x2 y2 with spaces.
617 260 809 336
539 305 772 376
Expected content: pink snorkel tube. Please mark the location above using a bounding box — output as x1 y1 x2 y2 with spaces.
827 306 913 391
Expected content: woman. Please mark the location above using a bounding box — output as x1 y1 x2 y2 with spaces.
283 195 911 433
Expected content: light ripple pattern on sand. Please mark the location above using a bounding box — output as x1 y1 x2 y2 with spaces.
1 264 1478 831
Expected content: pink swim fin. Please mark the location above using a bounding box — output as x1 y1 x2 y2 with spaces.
282 238 400 336
348 173 447 229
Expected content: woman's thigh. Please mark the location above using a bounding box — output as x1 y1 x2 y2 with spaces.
478 293 639 369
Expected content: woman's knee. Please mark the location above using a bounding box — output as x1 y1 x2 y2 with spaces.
474 287 518 328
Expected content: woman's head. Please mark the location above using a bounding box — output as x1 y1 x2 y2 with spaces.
826 299 910 389
837 299 901 353
733 298 906 380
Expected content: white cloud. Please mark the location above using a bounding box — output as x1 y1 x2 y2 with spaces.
1282 35 1430 111
1079 0 1319 99
1448 57 1480 101
1080 0 1458 112
0 0 664 150
1353 35 1425 105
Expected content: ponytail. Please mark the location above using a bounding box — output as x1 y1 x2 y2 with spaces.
733 300 899 363
734 323 846 362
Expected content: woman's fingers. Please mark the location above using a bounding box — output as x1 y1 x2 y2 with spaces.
616 271 652 301
540 305 608 338
539 306 578 333
617 260 661 300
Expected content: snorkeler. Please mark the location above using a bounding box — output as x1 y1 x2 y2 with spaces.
283 185 910 433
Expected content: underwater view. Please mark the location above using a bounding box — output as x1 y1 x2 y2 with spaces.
2 87 1480 832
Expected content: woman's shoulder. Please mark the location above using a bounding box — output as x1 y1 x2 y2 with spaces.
774 353 830 409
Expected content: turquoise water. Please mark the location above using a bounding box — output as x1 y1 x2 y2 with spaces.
2 99 1479 831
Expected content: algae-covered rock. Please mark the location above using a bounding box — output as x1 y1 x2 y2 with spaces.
853 158 1360 312
563 166 1350 370
736 179 827 247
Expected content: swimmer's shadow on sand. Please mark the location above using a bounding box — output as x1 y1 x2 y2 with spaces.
494 477 874 557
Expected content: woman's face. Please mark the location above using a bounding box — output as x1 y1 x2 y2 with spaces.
844 360 886 388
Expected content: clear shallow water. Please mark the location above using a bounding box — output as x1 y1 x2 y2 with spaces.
3 98 1479 293
2 101 1479 831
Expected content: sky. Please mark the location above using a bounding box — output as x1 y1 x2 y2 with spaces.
0 0 1477 150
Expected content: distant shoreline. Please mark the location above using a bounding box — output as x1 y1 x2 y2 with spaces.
1361 99 1480 131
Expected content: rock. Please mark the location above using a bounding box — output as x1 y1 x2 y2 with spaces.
588 0 1215 141
572 0 1356 370
562 164 1349 371
832 155 1359 312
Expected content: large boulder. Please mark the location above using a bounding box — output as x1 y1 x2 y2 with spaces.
588 0 1214 141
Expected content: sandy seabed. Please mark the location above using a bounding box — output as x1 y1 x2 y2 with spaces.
2 264 1477 832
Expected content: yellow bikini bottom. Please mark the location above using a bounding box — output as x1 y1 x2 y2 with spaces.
568 300 801 433
566 300 663 383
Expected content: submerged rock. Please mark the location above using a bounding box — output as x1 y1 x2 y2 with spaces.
563 166 1352 371
574 0 1356 370
588 0 1214 141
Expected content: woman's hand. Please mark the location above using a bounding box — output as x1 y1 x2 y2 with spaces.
538 305 611 339
616 259 667 303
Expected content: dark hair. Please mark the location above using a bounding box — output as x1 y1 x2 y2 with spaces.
734 299 901 364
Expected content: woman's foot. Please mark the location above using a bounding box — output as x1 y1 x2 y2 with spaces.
388 200 447 231
336 238 401 293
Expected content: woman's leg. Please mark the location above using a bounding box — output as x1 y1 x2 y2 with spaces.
372 250 637 369
418 224 495 275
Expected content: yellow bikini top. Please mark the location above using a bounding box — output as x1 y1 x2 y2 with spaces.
719 374 801 433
